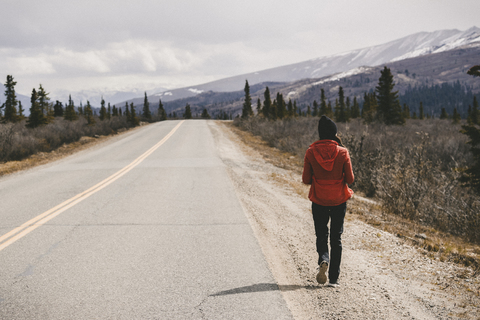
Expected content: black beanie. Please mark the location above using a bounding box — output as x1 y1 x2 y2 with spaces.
318 115 337 139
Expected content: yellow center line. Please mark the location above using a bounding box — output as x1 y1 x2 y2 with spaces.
0 120 185 252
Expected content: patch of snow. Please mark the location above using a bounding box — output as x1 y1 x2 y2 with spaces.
287 91 297 97
164 92 172 96
188 88 204 94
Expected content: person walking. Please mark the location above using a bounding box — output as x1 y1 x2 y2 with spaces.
302 115 354 287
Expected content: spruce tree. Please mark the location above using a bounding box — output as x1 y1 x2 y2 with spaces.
184 103 192 119
287 99 293 117
125 102 131 122
53 100 64 117
107 103 111 120
158 99 167 120
201 108 211 119
345 96 351 120
99 97 107 121
452 107 461 124
84 101 95 125
37 84 50 124
319 89 328 116
350 97 360 119
64 95 78 121
241 80 253 119
335 87 347 122
17 101 25 120
78 102 84 116
27 89 43 128
312 100 319 117
257 98 262 115
3 75 19 123
263 87 271 119
112 105 118 117
403 104 410 119
276 92 286 119
419 102 425 120
440 108 448 119
270 99 277 120
376 66 404 125
143 92 152 120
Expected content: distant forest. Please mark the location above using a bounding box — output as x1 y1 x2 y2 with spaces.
398 81 480 118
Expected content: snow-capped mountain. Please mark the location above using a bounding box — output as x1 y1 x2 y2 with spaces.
147 26 479 103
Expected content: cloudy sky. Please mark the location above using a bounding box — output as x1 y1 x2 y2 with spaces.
1 0 479 96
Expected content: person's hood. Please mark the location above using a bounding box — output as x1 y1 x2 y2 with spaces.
309 140 339 171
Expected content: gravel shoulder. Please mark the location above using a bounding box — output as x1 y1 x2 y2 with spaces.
210 120 480 320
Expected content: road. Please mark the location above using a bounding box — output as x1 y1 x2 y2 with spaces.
0 120 293 319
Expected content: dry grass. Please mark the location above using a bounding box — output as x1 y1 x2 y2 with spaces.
226 120 480 272
0 126 137 177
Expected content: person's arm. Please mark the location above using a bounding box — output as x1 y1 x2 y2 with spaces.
343 150 354 185
302 149 313 185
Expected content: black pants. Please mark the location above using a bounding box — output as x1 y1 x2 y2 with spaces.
312 202 346 283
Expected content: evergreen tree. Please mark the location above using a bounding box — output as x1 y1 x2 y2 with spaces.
27 88 43 128
306 105 311 117
184 103 192 119
412 111 418 119
201 108 211 119
376 66 404 125
17 101 25 120
256 98 262 115
335 87 348 122
158 99 167 120
452 107 461 124
312 100 319 117
402 104 410 119
99 98 107 121
78 102 84 116
130 102 139 126
440 107 448 119
362 92 377 124
37 84 50 124
107 103 111 120
84 101 95 125
64 95 77 121
270 99 277 120
467 65 480 77
112 105 118 117
53 100 64 117
3 75 19 123
319 89 328 116
276 92 286 119
345 96 351 120
287 99 293 117
263 87 272 119
125 102 131 122
143 92 152 120
327 101 334 118
293 100 298 117
350 97 360 119
241 80 253 119
419 102 425 120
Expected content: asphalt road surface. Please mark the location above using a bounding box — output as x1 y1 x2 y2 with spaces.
0 120 293 319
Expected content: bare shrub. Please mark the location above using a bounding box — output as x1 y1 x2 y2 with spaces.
0 116 130 163
235 117 480 243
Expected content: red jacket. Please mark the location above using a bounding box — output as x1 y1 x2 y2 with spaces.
302 140 354 206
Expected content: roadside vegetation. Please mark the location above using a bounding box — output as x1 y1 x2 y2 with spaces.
0 75 168 163
235 66 480 251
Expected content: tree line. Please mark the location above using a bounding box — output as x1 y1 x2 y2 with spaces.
0 76 168 128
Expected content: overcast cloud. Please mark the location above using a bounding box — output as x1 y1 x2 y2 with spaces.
1 0 479 96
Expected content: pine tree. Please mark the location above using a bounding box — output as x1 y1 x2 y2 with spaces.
350 97 360 119
376 66 404 125
263 87 271 119
3 75 19 123
241 80 253 119
125 102 130 122
287 99 293 117
143 92 152 120
312 100 319 117
419 102 425 120
53 100 64 117
27 89 43 128
107 103 111 120
319 89 328 116
130 103 139 125
276 92 286 119
184 103 192 119
345 96 351 121
78 102 84 116
37 84 50 124
270 99 277 120
201 108 211 119
64 95 78 121
452 107 461 124
403 104 410 119
84 101 95 125
335 87 347 122
440 108 448 119
17 101 25 121
158 99 167 120
257 98 262 115
99 97 107 121
112 105 118 117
